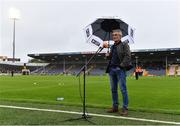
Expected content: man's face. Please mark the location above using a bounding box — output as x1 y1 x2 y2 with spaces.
112 32 122 43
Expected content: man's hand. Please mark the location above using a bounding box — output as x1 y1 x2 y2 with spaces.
103 41 109 48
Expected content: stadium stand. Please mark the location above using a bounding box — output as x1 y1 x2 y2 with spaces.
27 48 180 76
0 61 48 75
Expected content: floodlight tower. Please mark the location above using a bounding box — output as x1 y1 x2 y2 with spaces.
9 8 20 62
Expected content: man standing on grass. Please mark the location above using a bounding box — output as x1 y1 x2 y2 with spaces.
103 29 131 116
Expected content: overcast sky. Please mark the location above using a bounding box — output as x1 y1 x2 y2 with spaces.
0 0 180 62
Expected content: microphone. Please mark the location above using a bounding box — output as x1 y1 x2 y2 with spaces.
99 47 104 52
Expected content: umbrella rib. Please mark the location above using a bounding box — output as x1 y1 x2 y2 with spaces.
92 28 102 35
119 23 128 35
103 32 108 41
120 28 128 36
85 28 102 42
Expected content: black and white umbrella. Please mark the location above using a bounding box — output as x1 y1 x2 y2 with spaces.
84 17 135 48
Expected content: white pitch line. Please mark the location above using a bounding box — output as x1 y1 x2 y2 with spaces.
0 104 180 125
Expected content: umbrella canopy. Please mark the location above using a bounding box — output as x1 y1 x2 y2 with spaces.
84 18 135 48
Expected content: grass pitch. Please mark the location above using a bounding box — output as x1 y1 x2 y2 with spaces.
0 75 180 125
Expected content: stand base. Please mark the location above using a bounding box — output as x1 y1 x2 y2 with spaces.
82 114 91 119
61 114 94 124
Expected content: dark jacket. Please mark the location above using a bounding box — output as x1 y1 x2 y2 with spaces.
106 42 132 73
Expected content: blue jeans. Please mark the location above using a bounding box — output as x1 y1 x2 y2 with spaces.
109 67 129 109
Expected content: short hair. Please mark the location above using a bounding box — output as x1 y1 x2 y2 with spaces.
112 29 122 36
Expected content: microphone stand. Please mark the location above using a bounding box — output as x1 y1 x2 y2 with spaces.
76 46 103 119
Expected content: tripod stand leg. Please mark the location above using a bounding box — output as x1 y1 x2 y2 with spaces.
76 46 103 120
83 66 86 118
